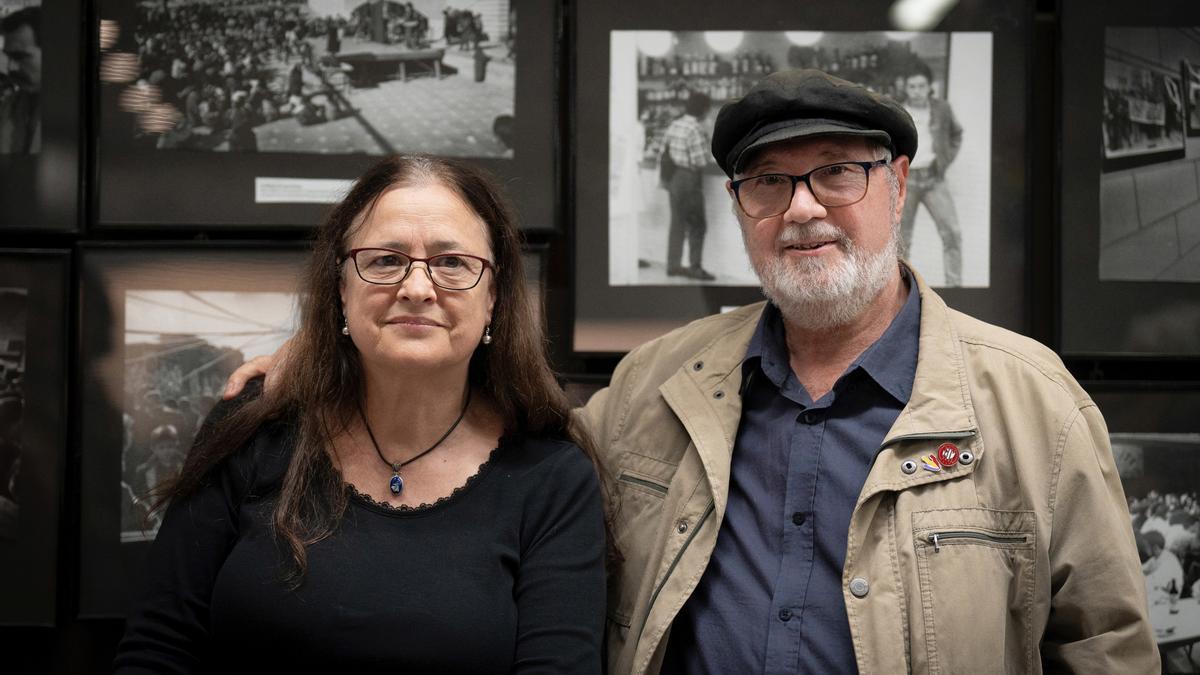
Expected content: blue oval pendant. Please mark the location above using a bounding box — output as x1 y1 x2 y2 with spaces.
389 474 404 494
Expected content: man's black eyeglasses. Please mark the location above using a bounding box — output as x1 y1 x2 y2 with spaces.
730 159 890 218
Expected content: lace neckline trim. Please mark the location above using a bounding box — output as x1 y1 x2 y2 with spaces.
344 443 504 515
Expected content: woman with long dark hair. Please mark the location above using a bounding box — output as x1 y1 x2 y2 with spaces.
115 155 606 672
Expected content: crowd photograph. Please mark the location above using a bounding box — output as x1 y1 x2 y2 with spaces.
1114 432 1200 671
104 0 516 156
120 289 297 540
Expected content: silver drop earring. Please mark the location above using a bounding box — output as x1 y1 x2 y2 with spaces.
481 325 492 345
342 317 350 336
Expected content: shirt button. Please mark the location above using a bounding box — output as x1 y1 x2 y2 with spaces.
778 608 792 622
801 411 819 424
792 511 806 526
849 577 870 598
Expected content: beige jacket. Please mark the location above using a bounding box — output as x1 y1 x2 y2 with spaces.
580 270 1158 674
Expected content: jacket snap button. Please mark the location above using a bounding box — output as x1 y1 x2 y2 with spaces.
693 361 704 371
849 577 870 598
778 608 792 621
676 520 688 534
713 390 725 399
900 460 917 475
959 451 975 465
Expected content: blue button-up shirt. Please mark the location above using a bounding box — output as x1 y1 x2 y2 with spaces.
661 277 921 674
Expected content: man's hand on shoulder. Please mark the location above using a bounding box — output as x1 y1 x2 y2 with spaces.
223 338 293 400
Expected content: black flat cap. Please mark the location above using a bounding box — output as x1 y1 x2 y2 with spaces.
712 69 918 177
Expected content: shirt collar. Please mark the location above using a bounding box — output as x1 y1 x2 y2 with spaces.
741 268 921 406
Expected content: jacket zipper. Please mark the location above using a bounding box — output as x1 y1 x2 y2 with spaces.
636 500 716 647
928 530 1027 552
618 473 669 496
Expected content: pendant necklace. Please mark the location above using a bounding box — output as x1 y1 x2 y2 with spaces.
359 387 472 495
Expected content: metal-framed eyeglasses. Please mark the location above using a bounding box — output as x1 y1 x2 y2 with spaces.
343 247 495 291
729 159 890 218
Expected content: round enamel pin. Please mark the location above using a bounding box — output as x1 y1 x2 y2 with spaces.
937 442 960 467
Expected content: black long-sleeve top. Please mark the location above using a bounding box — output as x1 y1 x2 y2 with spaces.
114 421 606 673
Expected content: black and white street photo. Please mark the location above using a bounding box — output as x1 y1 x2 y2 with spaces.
101 0 515 157
120 289 298 542
1098 27 1200 282
0 0 41 154
1114 432 1200 671
608 29 992 288
0 288 25 541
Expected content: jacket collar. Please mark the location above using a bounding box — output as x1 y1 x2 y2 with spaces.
658 304 763 516
881 262 978 445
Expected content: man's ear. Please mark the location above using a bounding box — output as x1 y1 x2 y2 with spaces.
891 154 911 221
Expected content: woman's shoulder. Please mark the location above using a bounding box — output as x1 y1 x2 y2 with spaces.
495 435 598 491
198 382 297 494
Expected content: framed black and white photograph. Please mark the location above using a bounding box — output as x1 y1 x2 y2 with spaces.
573 0 1031 353
94 0 558 230
1101 29 1187 173
1186 59 1200 138
1091 387 1200 670
78 244 305 617
0 250 69 626
1060 3 1200 356
0 0 81 231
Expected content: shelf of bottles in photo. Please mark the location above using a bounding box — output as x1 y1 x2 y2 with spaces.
637 51 779 159
785 42 929 102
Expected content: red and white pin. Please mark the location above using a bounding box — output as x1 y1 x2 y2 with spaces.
936 442 960 467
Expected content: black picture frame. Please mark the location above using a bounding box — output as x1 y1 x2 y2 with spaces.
571 0 1032 354
1060 3 1200 357
522 241 548 325
0 249 69 626
77 243 307 617
1089 385 1200 661
92 0 559 231
0 0 82 232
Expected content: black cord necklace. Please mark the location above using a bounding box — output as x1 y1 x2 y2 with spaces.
359 387 472 495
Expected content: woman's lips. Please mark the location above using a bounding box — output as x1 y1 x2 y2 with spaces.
386 316 442 327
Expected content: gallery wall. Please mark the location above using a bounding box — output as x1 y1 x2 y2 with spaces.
0 0 1198 671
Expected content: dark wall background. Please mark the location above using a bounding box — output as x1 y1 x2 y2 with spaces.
0 0 1197 671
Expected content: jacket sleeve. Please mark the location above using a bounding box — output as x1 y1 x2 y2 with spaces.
1039 403 1160 672
931 99 963 176
511 446 607 674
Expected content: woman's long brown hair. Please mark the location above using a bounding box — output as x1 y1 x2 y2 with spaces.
158 155 603 583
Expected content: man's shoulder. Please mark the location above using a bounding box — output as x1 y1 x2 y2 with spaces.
943 306 1087 402
624 302 765 370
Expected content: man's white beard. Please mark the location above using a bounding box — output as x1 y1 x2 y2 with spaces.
749 219 900 331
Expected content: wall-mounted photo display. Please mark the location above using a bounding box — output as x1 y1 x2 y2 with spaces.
1061 4 1200 356
78 244 306 617
0 250 68 626
572 0 1031 353
1091 387 1200 670
94 0 558 230
0 0 81 231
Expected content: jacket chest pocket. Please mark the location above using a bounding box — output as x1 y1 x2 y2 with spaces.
912 509 1036 675
606 453 677 631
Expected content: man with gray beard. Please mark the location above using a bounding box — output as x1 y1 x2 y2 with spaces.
225 69 1157 673
581 69 1156 673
